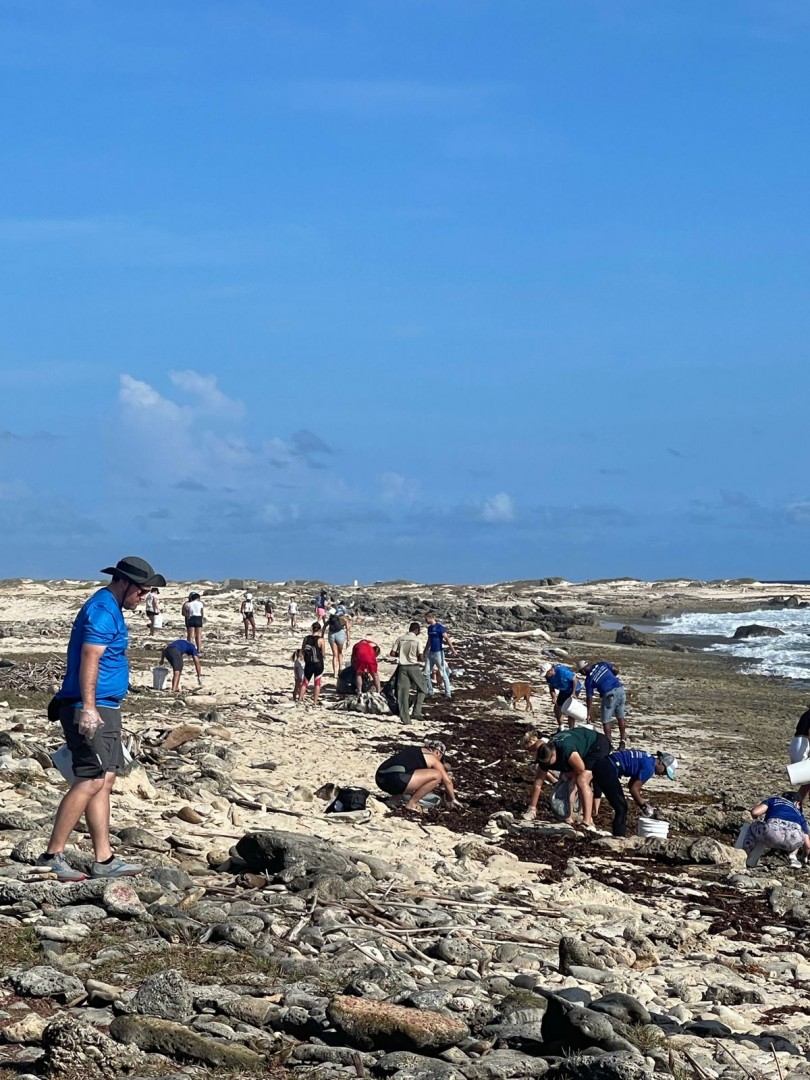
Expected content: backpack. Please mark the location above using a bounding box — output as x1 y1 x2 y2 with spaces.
328 613 344 633
325 786 369 814
304 638 321 664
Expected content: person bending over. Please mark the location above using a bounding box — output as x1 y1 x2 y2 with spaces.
160 638 202 692
525 726 628 836
744 791 810 869
351 638 381 693
544 663 580 730
375 739 459 811
580 661 627 746
593 749 678 819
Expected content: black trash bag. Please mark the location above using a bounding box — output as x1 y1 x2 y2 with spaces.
325 786 370 813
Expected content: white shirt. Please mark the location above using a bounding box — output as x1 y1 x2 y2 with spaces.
187 599 203 617
288 602 298 614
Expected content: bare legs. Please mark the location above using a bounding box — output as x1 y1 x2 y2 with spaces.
45 772 116 863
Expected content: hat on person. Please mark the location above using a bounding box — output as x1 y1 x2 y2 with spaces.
578 662 591 674
245 592 253 599
543 664 556 677
100 556 166 588
425 739 447 755
658 752 678 780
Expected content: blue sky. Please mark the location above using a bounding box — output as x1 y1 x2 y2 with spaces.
1 0 810 584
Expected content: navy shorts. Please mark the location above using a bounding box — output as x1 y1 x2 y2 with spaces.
60 704 124 780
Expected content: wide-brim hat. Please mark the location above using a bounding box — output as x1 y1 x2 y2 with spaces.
100 556 166 588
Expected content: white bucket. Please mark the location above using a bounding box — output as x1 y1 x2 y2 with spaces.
560 696 588 724
152 613 163 629
637 817 670 839
152 666 169 690
787 759 810 785
734 822 752 849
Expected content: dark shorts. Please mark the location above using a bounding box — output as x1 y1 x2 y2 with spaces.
165 646 184 672
376 766 412 796
243 612 255 622
60 704 124 780
304 662 324 682
186 616 203 628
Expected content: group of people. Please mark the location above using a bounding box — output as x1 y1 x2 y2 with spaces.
543 660 627 745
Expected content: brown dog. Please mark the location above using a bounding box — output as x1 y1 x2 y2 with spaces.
506 682 534 712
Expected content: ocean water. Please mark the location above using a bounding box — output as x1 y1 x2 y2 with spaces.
660 608 810 681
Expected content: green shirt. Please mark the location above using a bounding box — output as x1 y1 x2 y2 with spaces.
549 727 598 770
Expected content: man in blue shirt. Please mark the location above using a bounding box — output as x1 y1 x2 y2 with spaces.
39 556 165 883
544 663 580 730
424 613 455 699
581 661 627 747
160 638 202 692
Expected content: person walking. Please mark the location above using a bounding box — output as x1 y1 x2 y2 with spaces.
264 597 275 626
544 663 580 730
581 661 627 746
326 605 351 677
38 556 166 882
390 621 429 725
160 638 202 692
424 614 455 699
183 592 204 652
315 589 328 621
145 587 160 635
240 592 256 640
288 598 298 632
298 621 326 706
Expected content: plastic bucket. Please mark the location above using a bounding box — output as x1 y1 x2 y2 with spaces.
637 817 670 839
734 823 752 849
152 613 163 629
787 759 810 785
560 696 588 724
152 666 169 690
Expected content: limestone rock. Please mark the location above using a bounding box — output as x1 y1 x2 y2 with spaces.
116 825 170 851
42 1015 147 1078
109 1013 265 1069
615 626 659 648
733 623 784 639
8 965 84 1001
102 879 149 918
327 994 469 1051
132 969 195 1021
1 1012 49 1044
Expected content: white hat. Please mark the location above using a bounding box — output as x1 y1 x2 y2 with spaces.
543 664 556 676
245 592 252 599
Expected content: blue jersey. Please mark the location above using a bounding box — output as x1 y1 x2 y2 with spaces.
58 588 129 708
426 623 448 653
611 749 655 783
166 640 199 656
547 665 577 695
764 798 810 834
585 662 622 697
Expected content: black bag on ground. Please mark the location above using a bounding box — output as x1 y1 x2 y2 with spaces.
325 786 369 813
381 671 399 715
336 666 356 695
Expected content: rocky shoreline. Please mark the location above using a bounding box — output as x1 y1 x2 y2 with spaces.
0 576 808 1080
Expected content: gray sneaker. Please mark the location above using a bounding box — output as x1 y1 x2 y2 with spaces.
90 856 143 879
36 853 87 882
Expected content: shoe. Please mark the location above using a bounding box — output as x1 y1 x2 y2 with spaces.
35 853 87 882
90 856 143 879
581 823 598 833
787 854 802 869
618 740 626 750
419 794 441 808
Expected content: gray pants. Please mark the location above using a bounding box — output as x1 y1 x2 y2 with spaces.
396 665 428 724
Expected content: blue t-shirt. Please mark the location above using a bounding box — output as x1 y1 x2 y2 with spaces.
426 623 448 653
763 797 810 834
585 662 622 697
547 665 577 695
58 588 129 708
611 749 656 783
167 640 199 656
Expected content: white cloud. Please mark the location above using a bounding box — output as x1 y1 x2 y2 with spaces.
169 370 244 419
480 492 515 523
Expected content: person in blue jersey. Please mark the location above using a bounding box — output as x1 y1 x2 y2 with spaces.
544 663 581 730
744 791 810 869
424 613 455 700
39 556 165 883
581 661 627 747
593 749 678 820
160 638 202 692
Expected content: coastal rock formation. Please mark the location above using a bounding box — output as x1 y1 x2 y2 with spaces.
732 623 785 639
